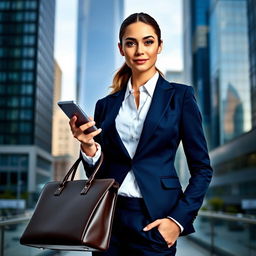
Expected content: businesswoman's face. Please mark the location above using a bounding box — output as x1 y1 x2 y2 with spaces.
118 21 162 75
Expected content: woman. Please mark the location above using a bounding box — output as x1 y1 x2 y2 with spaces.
70 13 213 256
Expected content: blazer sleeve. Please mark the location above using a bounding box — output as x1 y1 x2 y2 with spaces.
169 86 213 229
80 99 104 177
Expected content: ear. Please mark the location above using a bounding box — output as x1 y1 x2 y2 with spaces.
118 42 125 56
157 40 163 54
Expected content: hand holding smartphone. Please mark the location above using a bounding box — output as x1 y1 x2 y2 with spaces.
57 100 97 134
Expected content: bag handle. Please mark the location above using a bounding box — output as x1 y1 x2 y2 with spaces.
54 153 104 196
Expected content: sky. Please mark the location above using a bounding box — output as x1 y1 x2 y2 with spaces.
54 0 183 100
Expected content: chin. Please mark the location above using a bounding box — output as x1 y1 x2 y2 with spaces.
134 65 155 74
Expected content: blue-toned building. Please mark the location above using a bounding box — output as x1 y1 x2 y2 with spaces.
207 0 255 213
247 0 256 128
210 0 251 147
183 0 256 215
76 0 124 116
0 0 56 208
183 0 211 146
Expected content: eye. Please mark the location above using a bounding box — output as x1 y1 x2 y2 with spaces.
125 41 136 47
145 40 154 45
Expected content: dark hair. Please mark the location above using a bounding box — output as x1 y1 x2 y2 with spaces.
110 13 163 94
119 12 162 45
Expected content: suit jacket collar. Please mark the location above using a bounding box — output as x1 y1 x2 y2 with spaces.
105 75 175 158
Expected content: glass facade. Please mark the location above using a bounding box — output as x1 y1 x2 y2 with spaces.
34 0 55 152
189 0 211 147
0 0 55 207
247 0 256 128
0 0 55 151
0 1 37 145
210 0 251 147
0 154 28 197
76 0 124 115
184 0 256 216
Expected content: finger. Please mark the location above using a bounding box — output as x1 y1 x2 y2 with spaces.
83 128 102 140
143 219 161 231
79 121 96 131
88 116 93 121
69 116 77 128
74 128 102 142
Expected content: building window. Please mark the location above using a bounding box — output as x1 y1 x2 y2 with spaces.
19 135 32 144
20 96 33 107
25 12 36 21
25 1 37 9
6 110 19 120
20 109 32 120
22 72 33 82
37 156 51 171
12 1 23 9
0 85 5 94
7 97 19 107
7 85 20 94
21 84 33 94
0 2 11 10
19 122 32 133
24 24 36 33
0 72 7 81
23 35 35 45
22 48 35 57
22 60 34 69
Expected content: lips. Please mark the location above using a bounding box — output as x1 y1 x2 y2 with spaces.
134 59 149 65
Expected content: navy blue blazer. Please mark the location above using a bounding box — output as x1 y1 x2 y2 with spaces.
81 75 213 236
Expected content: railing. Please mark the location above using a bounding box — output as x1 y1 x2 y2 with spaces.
190 211 256 256
0 213 59 256
0 211 255 256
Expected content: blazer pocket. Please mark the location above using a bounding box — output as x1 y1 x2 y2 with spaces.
160 177 181 189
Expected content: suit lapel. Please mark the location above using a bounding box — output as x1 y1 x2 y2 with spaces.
135 76 175 156
102 76 175 159
103 87 131 159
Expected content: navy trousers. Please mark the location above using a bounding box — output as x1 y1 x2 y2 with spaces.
93 196 177 256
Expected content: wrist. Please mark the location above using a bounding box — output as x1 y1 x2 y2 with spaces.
81 142 97 157
166 217 183 233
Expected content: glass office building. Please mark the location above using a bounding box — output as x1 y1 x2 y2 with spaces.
247 0 256 128
0 0 55 208
206 0 256 214
210 0 251 147
183 0 211 147
76 0 124 116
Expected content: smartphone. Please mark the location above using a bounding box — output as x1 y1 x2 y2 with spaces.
57 100 97 134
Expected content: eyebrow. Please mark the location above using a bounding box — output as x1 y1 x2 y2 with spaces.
124 35 155 41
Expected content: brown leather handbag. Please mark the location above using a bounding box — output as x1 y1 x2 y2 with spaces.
20 153 119 252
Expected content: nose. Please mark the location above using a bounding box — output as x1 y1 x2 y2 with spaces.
135 42 144 55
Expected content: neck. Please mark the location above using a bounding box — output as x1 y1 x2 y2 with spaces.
131 68 157 91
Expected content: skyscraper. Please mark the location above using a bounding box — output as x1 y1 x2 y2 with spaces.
0 0 56 207
76 0 124 116
183 0 192 86
183 0 211 146
247 0 256 128
183 0 256 216
207 0 255 215
209 0 251 147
